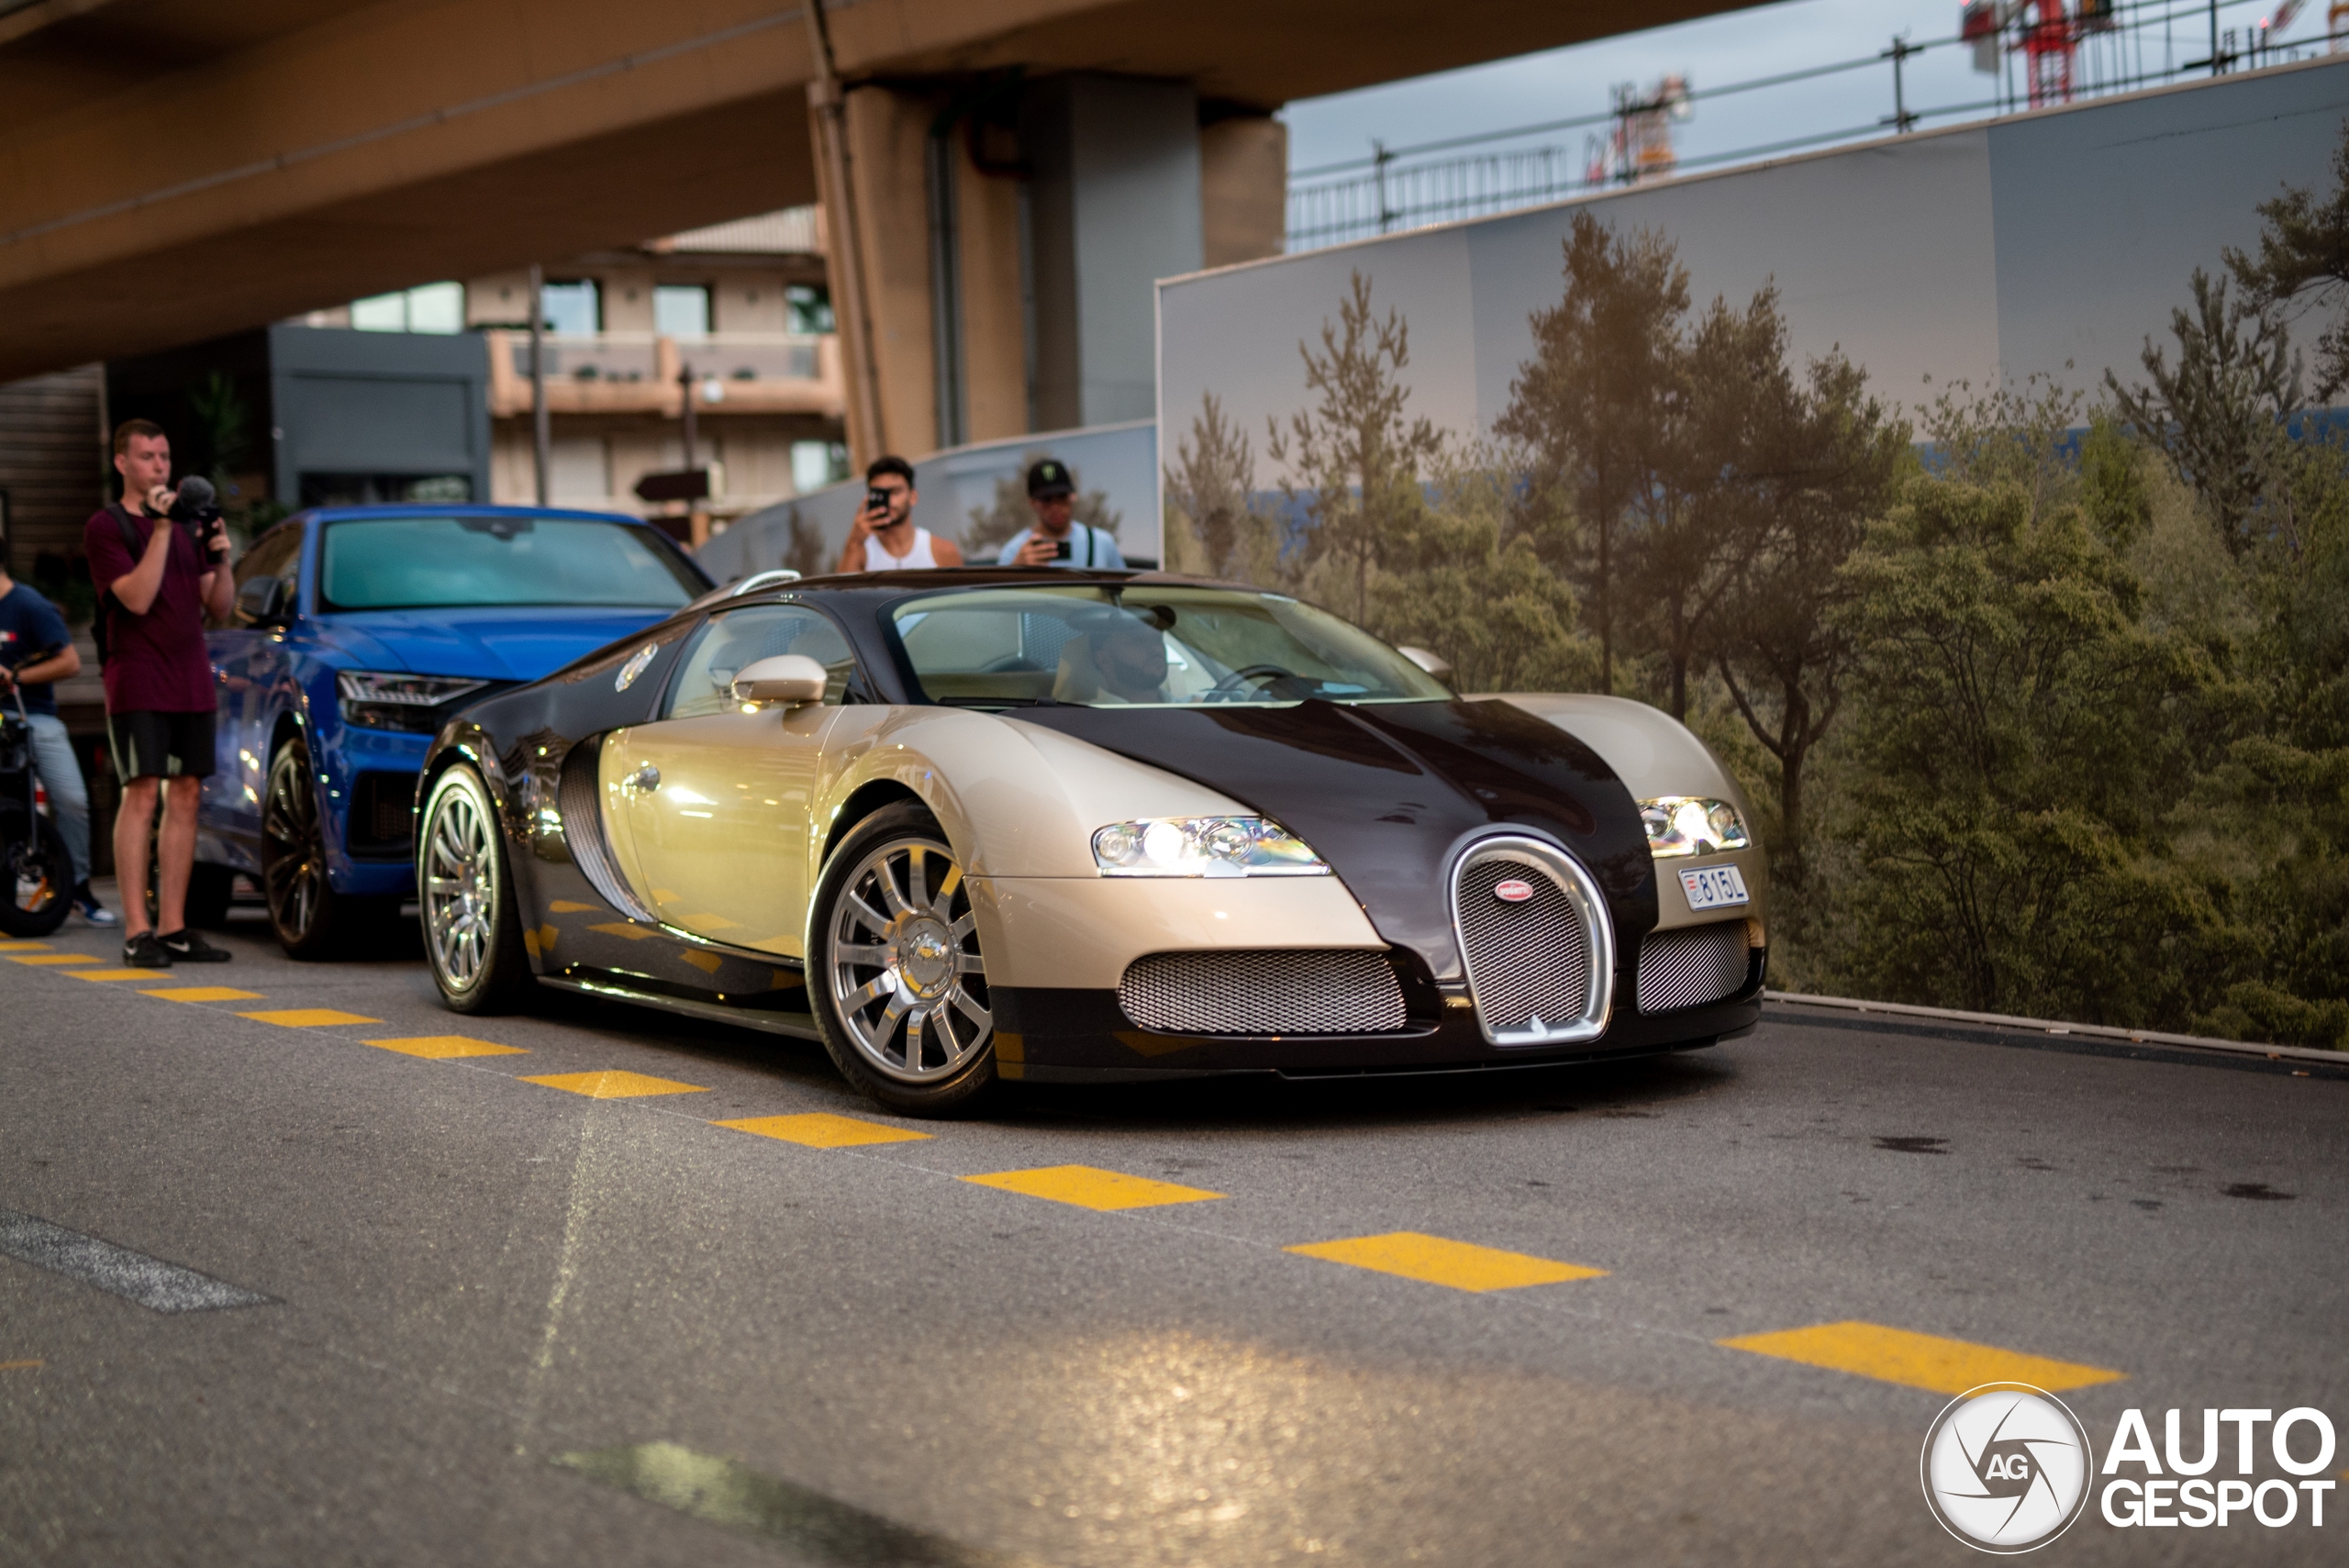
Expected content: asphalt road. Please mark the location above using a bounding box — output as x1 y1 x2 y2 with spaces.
3 899 2343 1567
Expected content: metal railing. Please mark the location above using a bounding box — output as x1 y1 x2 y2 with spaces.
503 332 828 384
1288 0 2337 251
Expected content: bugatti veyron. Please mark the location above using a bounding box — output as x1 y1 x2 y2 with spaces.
414 569 1768 1114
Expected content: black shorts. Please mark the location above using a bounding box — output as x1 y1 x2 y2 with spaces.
107 709 217 781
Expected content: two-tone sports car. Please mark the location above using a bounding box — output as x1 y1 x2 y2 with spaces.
415 569 1767 1113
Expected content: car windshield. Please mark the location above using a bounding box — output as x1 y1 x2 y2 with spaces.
889 584 1451 707
317 516 703 611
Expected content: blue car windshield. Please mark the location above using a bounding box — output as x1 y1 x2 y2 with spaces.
317 516 703 611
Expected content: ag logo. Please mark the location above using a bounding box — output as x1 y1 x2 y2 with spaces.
1921 1383 2093 1553
614 644 659 693
1493 878 1535 904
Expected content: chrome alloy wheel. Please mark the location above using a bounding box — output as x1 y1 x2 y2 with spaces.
422 775 498 991
827 838 992 1084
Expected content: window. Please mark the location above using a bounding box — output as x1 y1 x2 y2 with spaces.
549 437 610 503
349 283 464 334
785 284 834 335
791 440 849 495
540 279 600 336
654 284 712 339
232 524 305 612
318 516 704 611
666 605 857 718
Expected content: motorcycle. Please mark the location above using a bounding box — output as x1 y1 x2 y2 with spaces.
0 683 73 938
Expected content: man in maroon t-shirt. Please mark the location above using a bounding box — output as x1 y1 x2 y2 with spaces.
84 418 236 968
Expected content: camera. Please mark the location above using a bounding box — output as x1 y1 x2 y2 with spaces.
164 476 228 559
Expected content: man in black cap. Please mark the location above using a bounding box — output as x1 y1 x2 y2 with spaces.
997 458 1125 570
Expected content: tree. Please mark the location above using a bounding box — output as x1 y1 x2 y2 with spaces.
1824 470 2221 1022
1267 271 1444 625
1366 445 1599 694
2106 268 2302 554
2226 117 2349 400
1712 350 1909 895
1497 212 1690 694
1163 392 1282 584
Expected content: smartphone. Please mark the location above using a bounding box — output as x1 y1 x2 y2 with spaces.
865 487 892 517
1053 539 1072 561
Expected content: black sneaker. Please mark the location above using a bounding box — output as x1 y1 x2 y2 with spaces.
157 929 231 963
123 931 172 969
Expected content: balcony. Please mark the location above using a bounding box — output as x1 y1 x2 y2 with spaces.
484 330 844 420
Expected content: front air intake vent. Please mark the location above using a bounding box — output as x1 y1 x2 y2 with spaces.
1636 920 1750 1012
556 739 655 923
1450 837 1615 1047
1119 950 1408 1036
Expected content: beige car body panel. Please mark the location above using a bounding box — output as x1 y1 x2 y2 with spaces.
1488 693 1770 944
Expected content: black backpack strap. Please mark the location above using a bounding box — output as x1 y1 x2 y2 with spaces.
95 502 144 665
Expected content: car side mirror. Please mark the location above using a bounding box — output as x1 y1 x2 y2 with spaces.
730 654 827 706
1397 645 1454 684
238 575 292 626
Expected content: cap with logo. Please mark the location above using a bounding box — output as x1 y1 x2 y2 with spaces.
1026 460 1075 499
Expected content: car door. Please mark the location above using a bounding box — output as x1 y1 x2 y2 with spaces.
604 603 860 956
204 522 305 862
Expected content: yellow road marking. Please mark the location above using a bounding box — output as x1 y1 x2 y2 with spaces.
548 900 596 913
67 969 175 982
0 940 53 951
588 922 657 940
0 1360 42 1372
962 1164 1222 1211
715 1113 931 1148
10 953 107 965
1718 1321 2125 1394
1286 1231 1607 1292
522 1070 709 1099
239 1008 383 1027
364 1035 529 1059
680 951 722 973
142 986 263 1002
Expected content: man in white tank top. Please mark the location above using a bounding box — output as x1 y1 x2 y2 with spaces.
837 454 964 574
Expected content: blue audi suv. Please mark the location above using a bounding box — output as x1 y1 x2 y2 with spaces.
198 505 710 956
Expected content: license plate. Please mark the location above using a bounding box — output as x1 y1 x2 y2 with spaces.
1679 863 1749 910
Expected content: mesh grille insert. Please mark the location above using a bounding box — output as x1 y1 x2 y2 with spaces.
1637 920 1750 1012
1454 855 1591 1036
556 740 651 921
1119 950 1408 1036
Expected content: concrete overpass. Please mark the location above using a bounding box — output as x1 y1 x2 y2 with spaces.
1 0 1760 461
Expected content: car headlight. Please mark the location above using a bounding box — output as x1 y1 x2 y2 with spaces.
1092 817 1330 877
337 671 490 733
1639 796 1750 858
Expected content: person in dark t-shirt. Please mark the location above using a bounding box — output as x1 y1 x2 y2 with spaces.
84 418 235 967
0 565 112 925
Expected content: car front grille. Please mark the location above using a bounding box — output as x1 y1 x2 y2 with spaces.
348 770 418 857
1450 838 1614 1046
1118 950 1408 1036
1636 920 1751 1012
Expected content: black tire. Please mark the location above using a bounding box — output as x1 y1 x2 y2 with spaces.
261 733 351 959
417 764 532 1014
807 802 998 1117
0 816 73 938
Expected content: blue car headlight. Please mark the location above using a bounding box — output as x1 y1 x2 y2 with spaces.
337 671 489 733
1092 817 1330 878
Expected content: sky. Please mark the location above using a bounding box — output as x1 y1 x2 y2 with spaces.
1280 0 2323 183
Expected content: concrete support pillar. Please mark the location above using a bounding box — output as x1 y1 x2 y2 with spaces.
1201 113 1288 269
1021 75 1203 430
